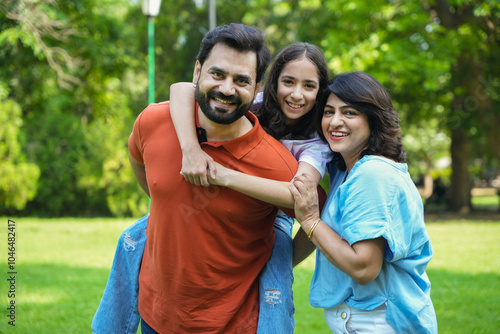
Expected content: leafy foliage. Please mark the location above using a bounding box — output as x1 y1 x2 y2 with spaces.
0 98 40 210
0 0 147 216
242 0 500 211
0 0 498 216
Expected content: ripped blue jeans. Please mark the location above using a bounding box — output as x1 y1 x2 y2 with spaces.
91 214 295 334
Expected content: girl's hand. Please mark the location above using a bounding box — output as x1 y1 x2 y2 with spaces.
289 174 321 228
207 162 231 187
180 146 216 187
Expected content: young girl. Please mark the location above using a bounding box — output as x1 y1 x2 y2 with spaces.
289 72 438 333
92 42 331 334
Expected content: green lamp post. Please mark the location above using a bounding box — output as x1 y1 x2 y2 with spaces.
142 0 162 104
142 0 162 209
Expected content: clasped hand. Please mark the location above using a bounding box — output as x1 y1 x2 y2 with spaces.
289 174 321 227
180 148 229 187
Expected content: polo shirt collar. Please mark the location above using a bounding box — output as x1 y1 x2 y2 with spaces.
195 103 265 160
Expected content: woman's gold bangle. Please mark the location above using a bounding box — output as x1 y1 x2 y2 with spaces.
307 219 321 240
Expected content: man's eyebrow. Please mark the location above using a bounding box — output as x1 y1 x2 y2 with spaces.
209 66 252 81
208 66 227 74
208 65 253 83
235 74 252 82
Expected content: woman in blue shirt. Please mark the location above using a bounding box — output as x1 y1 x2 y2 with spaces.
290 72 438 333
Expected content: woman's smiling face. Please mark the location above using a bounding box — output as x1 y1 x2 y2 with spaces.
322 93 371 171
276 57 320 126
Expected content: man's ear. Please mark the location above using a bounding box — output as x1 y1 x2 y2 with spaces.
193 60 201 85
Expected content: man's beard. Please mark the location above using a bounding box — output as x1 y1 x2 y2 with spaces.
195 85 254 125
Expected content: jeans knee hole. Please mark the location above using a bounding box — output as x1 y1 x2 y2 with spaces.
263 289 282 305
123 233 137 251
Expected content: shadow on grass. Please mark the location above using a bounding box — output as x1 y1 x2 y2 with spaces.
425 210 500 222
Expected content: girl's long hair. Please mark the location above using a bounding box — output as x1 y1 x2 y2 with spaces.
254 42 329 140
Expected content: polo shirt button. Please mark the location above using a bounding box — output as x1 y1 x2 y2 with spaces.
341 312 347 319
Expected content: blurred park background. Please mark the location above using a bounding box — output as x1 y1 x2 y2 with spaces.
1 1 500 333
1 0 499 218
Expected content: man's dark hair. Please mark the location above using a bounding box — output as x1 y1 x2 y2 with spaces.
196 23 272 83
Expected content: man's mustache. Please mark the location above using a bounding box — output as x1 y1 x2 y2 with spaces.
208 91 241 104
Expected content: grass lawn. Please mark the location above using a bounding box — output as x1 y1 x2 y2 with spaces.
0 216 499 333
471 194 500 211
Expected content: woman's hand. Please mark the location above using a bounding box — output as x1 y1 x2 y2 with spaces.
180 146 216 187
289 174 321 229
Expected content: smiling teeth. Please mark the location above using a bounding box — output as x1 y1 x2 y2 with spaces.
331 131 348 137
287 102 303 109
214 97 234 105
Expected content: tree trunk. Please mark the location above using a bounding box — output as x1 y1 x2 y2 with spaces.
448 128 471 213
468 72 500 162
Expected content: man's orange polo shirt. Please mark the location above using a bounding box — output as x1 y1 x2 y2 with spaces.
128 101 298 333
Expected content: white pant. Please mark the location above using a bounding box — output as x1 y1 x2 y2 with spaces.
324 302 397 334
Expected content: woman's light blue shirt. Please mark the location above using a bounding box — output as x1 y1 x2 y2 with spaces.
311 155 437 333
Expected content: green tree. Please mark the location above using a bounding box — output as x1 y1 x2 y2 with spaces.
0 0 253 217
0 0 148 216
423 0 500 212
0 98 40 211
1 0 497 216
242 0 499 213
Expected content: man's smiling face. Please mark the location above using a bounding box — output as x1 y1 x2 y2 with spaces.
193 43 259 125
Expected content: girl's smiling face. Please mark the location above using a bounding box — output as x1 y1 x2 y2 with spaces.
277 58 320 126
322 93 371 171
